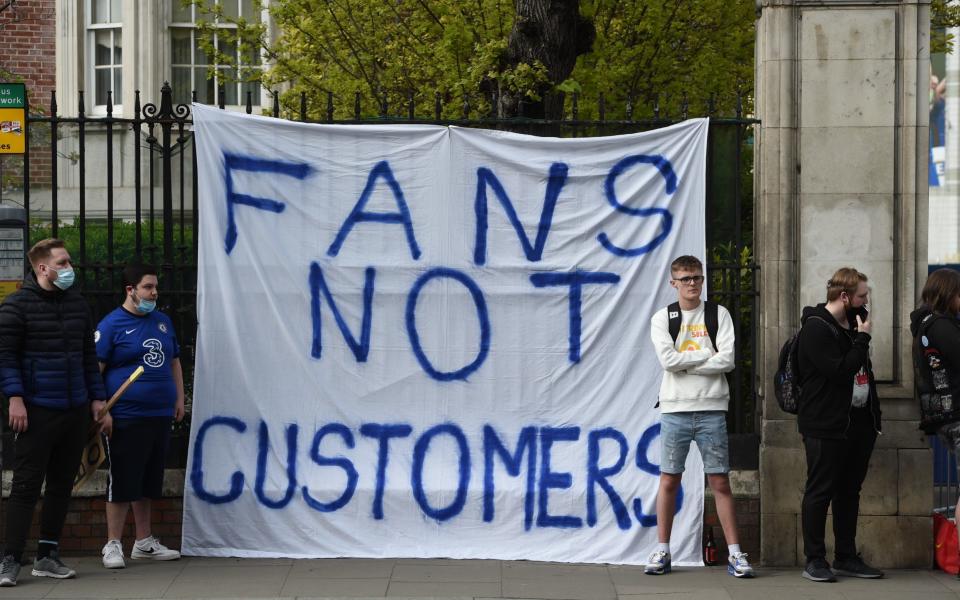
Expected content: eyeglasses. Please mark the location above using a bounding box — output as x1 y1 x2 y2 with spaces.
673 275 705 286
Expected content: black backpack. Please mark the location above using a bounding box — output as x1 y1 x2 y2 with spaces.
667 301 720 350
774 316 837 414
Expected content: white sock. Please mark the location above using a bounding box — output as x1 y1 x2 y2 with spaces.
728 544 741 556
657 542 670 553
135 536 153 547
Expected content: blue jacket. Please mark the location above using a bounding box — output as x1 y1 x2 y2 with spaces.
0 273 106 409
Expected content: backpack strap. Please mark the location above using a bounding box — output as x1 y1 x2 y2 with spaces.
667 301 720 350
667 302 682 345
704 301 720 351
804 315 839 339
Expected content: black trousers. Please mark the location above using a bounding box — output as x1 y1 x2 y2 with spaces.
3 403 88 559
801 416 877 563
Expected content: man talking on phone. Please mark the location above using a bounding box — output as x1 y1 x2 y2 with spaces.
795 267 883 583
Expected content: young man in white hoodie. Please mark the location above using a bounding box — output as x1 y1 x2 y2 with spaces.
644 255 753 578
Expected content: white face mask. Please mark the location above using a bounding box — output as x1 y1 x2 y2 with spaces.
133 292 156 313
43 264 75 290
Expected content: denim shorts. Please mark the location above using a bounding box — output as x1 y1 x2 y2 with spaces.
660 411 730 475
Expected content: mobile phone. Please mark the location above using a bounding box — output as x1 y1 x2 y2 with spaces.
852 305 869 323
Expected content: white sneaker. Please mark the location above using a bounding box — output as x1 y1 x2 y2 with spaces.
131 536 180 561
728 552 754 578
101 540 125 569
644 549 672 575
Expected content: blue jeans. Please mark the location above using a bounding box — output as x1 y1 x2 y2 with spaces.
659 411 730 474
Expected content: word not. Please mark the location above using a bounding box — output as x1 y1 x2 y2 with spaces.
190 417 684 531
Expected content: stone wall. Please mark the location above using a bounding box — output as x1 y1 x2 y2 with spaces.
755 0 932 567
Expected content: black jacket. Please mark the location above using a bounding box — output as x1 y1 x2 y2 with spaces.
910 306 960 433
796 304 881 438
0 272 106 409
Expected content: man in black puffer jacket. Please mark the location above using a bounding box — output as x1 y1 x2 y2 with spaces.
0 239 110 587
796 267 883 583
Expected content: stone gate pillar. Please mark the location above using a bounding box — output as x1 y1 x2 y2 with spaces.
755 0 932 567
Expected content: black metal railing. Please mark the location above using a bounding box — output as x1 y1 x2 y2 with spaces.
16 82 759 437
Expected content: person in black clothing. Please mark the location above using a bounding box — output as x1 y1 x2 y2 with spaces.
797 267 883 582
911 268 960 551
0 239 111 587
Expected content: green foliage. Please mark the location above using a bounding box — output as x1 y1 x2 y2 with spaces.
932 0 960 54
574 0 754 119
188 0 755 119
29 219 195 295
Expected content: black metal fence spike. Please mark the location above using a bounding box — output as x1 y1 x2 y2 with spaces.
78 90 85 115
598 92 605 122
218 83 226 109
653 94 660 119
354 91 361 119
326 91 334 122
50 90 57 116
408 92 415 120
245 90 253 114
462 95 470 120
626 96 633 121
380 93 388 118
682 93 689 120
106 90 113 116
571 92 579 120
300 92 307 121
272 90 280 118
191 89 197 103
134 90 141 116
434 91 442 120
736 91 743 119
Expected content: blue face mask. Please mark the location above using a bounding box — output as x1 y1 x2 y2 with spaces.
52 267 75 290
136 298 156 313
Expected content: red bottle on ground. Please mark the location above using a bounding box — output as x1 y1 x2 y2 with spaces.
704 528 719 566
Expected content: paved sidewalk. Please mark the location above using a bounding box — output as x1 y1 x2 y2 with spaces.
0 557 957 599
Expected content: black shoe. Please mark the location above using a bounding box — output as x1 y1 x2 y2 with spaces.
832 554 883 579
802 558 836 582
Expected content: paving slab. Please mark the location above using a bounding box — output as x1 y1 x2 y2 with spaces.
386 581 501 596
619 592 732 600
287 559 396 579
391 563 500 582
281 578 389 597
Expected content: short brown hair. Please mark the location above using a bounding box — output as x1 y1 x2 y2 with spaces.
826 267 868 302
27 238 66 269
921 268 960 314
671 255 703 274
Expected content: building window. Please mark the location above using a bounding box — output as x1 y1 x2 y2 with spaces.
170 0 262 107
88 0 122 110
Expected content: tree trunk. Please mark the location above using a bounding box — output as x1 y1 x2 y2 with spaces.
498 0 594 119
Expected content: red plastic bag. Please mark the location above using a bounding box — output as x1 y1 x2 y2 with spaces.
935 512 960 575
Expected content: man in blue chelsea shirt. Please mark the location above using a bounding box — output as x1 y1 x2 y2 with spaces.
96 264 184 569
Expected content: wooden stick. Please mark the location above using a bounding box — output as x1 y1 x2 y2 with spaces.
73 365 145 491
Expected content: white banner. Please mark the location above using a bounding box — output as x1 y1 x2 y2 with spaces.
184 104 709 565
